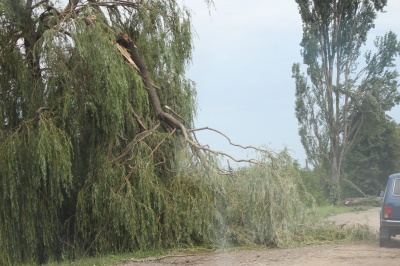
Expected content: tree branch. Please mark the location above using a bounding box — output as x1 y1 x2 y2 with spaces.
190 127 270 153
116 33 266 167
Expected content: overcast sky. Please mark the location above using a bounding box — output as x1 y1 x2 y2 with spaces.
184 0 400 167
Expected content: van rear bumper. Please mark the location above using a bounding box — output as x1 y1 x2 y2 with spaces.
381 219 400 227
381 219 400 238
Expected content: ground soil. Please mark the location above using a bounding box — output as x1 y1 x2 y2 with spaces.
119 207 400 266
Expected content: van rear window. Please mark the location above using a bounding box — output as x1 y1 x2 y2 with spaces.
393 178 400 196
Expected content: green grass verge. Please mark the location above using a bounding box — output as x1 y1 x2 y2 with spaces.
44 205 378 266
311 204 375 219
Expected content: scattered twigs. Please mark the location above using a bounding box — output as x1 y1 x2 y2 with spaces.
127 253 203 263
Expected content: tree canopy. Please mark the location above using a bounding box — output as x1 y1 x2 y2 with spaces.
293 0 400 201
0 1 312 265
0 0 204 263
343 118 400 196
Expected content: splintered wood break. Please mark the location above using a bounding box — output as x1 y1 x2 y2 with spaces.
116 43 140 73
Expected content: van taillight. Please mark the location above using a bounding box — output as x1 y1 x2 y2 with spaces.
384 205 392 219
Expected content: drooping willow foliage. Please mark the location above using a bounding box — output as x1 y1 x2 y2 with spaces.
0 1 311 265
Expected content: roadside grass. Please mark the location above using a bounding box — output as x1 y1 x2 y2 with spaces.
311 204 373 219
288 219 377 248
44 225 377 266
44 204 378 266
286 203 378 248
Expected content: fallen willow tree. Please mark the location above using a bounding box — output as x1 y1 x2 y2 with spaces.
0 1 311 265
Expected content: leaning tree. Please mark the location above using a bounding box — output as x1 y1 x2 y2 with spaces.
293 0 400 202
0 1 318 265
0 0 247 264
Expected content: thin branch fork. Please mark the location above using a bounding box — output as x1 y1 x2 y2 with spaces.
190 126 270 153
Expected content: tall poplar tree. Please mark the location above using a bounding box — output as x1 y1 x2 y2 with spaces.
293 0 400 201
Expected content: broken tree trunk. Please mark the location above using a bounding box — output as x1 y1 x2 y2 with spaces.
116 34 196 146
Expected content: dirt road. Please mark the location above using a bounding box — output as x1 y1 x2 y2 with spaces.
119 207 400 266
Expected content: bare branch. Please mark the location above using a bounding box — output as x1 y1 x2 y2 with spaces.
190 127 270 153
36 107 51 114
90 1 138 8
